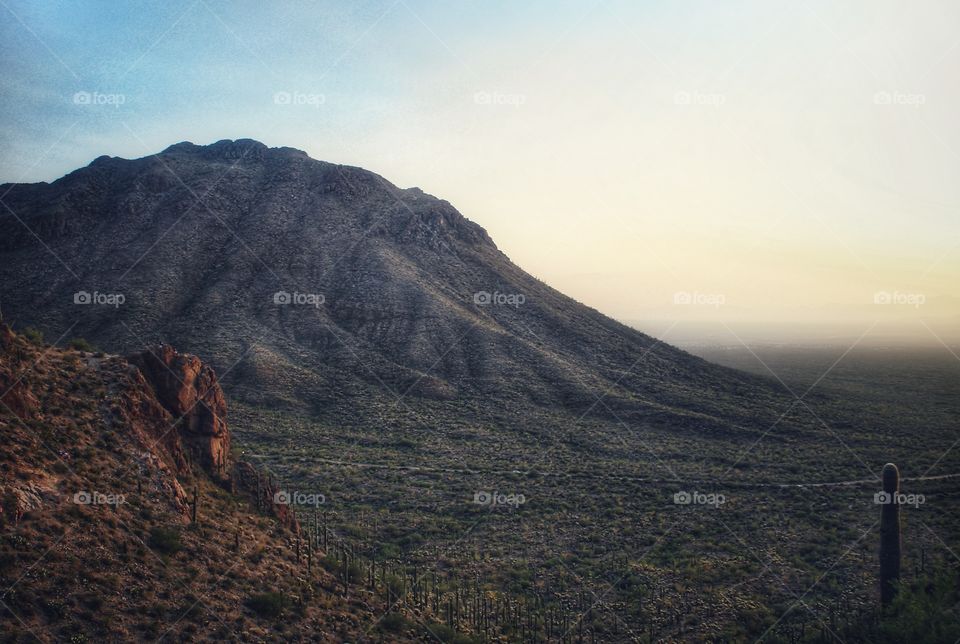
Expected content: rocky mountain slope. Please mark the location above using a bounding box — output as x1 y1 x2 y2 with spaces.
0 325 417 642
0 139 793 439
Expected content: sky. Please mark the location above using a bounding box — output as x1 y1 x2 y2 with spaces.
1 0 958 347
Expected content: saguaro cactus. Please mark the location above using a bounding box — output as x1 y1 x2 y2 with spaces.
880 462 901 607
191 485 199 524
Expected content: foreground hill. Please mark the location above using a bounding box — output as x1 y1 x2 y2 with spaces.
0 325 421 642
0 139 790 438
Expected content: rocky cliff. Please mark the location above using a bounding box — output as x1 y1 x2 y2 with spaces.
128 345 231 482
0 325 412 641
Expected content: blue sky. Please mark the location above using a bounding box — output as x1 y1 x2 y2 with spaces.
1 0 610 179
2 0 958 344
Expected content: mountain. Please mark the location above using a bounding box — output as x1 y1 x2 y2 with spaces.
0 139 797 451
0 325 420 642
3 141 956 643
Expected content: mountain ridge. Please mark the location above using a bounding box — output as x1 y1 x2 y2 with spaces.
0 139 795 451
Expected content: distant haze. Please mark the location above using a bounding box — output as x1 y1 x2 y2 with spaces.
1 0 957 346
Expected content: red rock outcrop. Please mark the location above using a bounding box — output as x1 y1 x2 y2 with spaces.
124 346 298 532
128 345 231 482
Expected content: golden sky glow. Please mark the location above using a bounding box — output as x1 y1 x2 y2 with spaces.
3 1 957 345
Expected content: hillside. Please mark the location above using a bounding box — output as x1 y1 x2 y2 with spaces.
0 140 791 440
0 325 422 642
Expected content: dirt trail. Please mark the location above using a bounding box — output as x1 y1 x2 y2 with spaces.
279 456 960 489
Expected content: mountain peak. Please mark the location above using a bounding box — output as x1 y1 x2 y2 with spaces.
0 140 780 429
160 138 307 162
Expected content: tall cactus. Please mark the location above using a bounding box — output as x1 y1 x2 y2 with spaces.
191 485 199 524
880 462 901 607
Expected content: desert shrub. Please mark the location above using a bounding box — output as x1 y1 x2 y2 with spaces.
82 594 103 611
23 326 43 344
148 526 182 555
381 612 408 633
876 572 960 643
40 598 67 620
376 542 401 559
180 599 204 622
67 338 94 352
423 623 480 643
345 561 364 582
385 574 404 599
246 592 287 619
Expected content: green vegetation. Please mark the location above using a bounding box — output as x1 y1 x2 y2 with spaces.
67 337 95 352
229 347 960 642
424 622 482 643
147 526 182 555
245 592 288 619
22 326 43 344
877 572 960 643
380 612 408 632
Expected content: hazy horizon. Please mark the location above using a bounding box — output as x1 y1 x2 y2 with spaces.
2 0 957 347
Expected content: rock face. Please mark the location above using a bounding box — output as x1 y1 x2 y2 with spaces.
0 322 302 534
114 360 191 513
128 345 231 482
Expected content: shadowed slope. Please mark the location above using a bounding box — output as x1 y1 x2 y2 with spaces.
0 140 791 437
